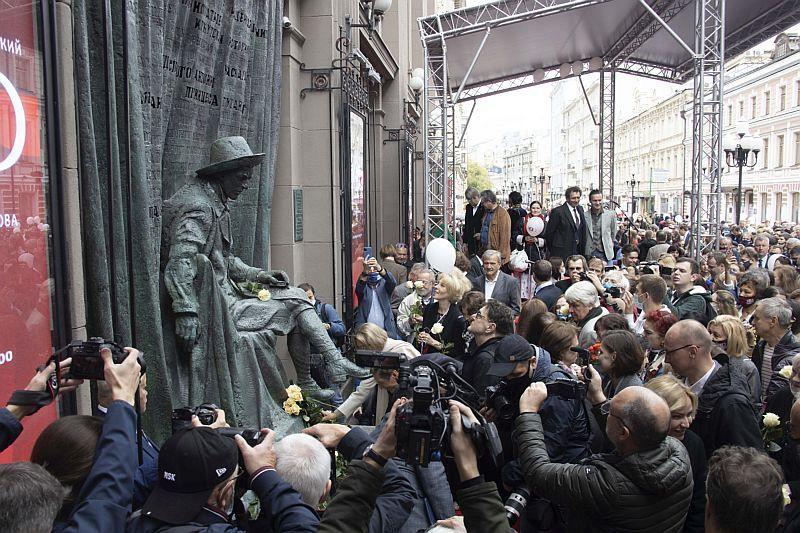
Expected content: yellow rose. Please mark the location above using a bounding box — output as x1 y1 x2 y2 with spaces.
290 390 303 402
283 398 296 415
290 403 301 416
287 384 302 396
258 289 271 301
763 412 781 428
779 365 794 379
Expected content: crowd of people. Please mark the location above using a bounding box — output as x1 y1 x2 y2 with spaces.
5 184 800 532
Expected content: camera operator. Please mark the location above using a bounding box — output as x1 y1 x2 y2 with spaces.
29 347 142 532
307 399 513 533
514 381 693 532
128 424 318 532
2 356 82 452
484 331 592 530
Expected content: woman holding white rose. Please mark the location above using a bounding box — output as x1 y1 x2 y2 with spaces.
418 270 472 357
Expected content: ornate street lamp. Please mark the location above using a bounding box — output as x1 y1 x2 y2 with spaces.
538 167 549 204
626 175 639 215
723 121 761 226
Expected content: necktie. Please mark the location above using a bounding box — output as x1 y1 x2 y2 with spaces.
573 207 579 227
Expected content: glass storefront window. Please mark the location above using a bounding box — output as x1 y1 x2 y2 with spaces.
0 0 59 462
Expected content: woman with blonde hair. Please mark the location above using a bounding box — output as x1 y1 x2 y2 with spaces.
645 375 706 532
322 322 419 423
707 315 760 406
711 290 738 318
418 269 472 357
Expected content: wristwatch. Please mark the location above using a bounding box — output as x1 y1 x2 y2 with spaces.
362 445 388 467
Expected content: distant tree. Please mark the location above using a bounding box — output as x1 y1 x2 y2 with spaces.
467 162 492 192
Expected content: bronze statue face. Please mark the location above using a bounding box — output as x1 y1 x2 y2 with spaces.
217 168 252 200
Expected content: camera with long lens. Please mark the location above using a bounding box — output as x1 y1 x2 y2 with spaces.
171 403 265 446
505 487 530 526
62 337 146 380
639 261 659 275
355 350 503 468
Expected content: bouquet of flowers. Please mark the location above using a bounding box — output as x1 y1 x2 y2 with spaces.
239 281 272 301
588 342 602 363
282 384 334 427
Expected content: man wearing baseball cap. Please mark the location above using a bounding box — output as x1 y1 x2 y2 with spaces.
128 427 318 532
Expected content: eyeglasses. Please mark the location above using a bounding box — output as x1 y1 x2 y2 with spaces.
600 402 629 431
663 344 696 357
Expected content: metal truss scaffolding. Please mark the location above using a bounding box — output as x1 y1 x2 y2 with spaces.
689 0 724 260
422 31 449 241
599 69 615 199
419 0 800 246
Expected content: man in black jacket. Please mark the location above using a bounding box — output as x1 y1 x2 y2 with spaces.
515 382 693 532
128 426 319 532
664 320 762 458
461 300 514 398
530 260 562 311
463 187 485 257
543 186 586 261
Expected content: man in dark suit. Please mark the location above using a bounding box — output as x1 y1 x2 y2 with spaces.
470 249 521 315
463 187 485 257
543 186 586 261
530 260 563 311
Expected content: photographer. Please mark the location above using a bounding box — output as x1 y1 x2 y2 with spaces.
128 425 318 532
31 347 141 532
515 382 693 531
485 331 592 530
2 356 83 452
461 300 515 397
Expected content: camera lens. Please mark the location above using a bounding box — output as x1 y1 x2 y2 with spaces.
492 395 515 421
505 487 530 525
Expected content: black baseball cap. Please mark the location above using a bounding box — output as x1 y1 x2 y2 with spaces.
142 427 239 524
487 334 536 376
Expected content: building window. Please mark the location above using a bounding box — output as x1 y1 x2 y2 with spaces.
751 96 757 118
765 91 771 115
763 137 770 169
777 135 785 167
726 105 732 126
780 86 787 111
738 100 744 118
797 80 800 107
795 132 800 166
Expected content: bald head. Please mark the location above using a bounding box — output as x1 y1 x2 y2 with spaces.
615 386 671 451
666 320 713 351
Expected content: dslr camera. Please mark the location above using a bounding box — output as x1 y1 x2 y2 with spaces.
171 403 264 446
603 286 622 299
484 378 587 422
355 350 503 468
639 261 659 275
63 337 146 380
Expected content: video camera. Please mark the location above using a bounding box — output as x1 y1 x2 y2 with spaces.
60 337 146 380
484 378 587 422
354 350 503 468
171 403 264 446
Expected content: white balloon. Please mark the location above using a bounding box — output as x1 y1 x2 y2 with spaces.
526 216 545 237
425 238 456 273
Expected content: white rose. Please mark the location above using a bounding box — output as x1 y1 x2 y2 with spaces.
779 365 793 379
414 280 424 289
405 281 414 289
763 412 781 428
257 289 271 301
431 323 444 335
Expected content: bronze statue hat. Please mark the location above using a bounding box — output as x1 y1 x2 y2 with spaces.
196 136 265 177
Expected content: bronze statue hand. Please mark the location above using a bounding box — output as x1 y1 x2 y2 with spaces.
256 270 289 288
175 314 199 352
